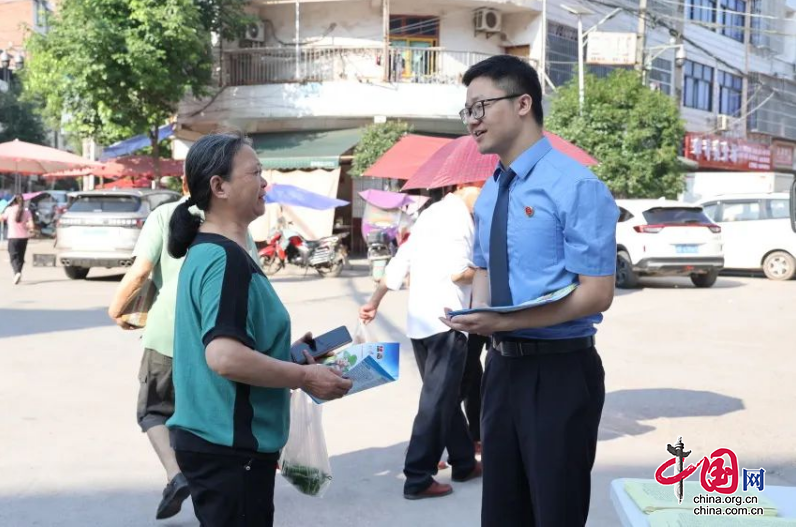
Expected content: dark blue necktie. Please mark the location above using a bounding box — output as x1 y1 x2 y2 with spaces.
490 169 516 307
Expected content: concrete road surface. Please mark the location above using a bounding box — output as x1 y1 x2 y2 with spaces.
1 240 795 526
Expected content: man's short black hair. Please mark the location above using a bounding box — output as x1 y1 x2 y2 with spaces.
462 55 544 127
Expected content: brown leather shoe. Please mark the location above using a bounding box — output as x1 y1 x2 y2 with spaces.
452 460 483 483
403 480 454 500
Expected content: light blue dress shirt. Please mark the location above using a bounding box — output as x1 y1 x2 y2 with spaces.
473 136 619 339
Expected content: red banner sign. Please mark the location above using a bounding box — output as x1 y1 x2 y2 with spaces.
684 133 772 171
772 142 795 170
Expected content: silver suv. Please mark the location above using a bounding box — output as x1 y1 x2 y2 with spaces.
56 189 181 279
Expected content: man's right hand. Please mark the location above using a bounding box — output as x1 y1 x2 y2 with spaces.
359 302 378 324
301 364 352 401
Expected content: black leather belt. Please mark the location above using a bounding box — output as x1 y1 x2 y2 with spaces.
492 335 595 357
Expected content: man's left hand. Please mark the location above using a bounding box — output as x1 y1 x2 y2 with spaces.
440 309 511 336
114 317 137 330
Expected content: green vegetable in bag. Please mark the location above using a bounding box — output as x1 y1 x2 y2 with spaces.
280 461 332 496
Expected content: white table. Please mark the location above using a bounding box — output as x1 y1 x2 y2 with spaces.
610 479 796 527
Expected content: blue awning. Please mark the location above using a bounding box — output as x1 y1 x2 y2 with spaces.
100 124 175 161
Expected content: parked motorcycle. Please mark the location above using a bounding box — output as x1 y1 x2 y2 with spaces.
259 228 349 278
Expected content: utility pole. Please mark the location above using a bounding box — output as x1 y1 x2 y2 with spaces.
635 0 648 72
672 0 686 105
382 0 390 82
562 4 594 115
741 0 752 138
541 0 547 95
295 0 301 81
577 15 585 114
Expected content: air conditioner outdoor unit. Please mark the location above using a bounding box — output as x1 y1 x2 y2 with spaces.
474 8 502 33
244 21 266 42
717 114 732 131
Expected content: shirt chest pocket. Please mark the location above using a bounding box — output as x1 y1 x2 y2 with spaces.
506 204 559 271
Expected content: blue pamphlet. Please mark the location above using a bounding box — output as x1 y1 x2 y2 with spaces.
308 342 400 404
447 283 578 317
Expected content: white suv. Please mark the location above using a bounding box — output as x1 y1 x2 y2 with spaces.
56 189 181 279
616 199 724 288
698 193 796 281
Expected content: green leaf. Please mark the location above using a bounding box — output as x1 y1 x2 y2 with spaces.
350 121 413 178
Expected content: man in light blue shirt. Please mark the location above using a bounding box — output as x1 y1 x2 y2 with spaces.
444 55 619 527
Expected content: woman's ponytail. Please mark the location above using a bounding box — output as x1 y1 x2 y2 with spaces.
168 201 201 259
167 131 249 259
13 195 24 223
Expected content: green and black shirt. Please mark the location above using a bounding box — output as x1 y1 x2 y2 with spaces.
168 233 292 456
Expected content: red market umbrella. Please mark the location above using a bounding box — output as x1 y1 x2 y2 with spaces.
401 131 599 191
363 134 453 180
96 177 154 189
0 139 99 175
44 155 184 179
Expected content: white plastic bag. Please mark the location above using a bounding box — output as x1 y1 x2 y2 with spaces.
279 390 333 497
352 320 373 345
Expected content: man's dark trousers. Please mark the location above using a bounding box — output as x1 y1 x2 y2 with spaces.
460 333 488 441
404 330 476 494
481 344 605 527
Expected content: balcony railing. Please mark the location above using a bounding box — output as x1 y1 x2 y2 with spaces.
222 46 533 87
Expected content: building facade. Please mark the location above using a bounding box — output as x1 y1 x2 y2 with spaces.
175 0 796 239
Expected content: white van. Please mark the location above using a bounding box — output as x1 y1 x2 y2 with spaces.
698 193 796 280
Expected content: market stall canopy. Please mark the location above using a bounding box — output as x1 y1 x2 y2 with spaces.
100 123 175 161
358 189 416 209
402 131 599 191
0 139 100 175
265 183 349 210
251 129 363 170
363 134 453 180
95 177 153 189
44 156 184 179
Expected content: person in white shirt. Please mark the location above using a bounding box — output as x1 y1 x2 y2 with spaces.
360 185 483 500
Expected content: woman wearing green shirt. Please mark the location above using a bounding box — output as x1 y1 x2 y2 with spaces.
167 132 351 527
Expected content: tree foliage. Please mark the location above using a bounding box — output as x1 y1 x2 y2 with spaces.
22 0 248 176
350 121 412 177
25 0 213 144
195 0 254 41
546 70 686 199
0 80 47 144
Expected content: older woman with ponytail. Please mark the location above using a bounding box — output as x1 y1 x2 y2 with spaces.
1 194 34 285
166 132 352 527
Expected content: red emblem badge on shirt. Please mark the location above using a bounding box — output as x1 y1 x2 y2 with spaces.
525 206 534 217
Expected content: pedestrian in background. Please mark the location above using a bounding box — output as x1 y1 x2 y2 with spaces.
360 185 483 500
1 194 34 285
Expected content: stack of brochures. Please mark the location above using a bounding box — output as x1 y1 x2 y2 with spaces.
308 342 400 404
